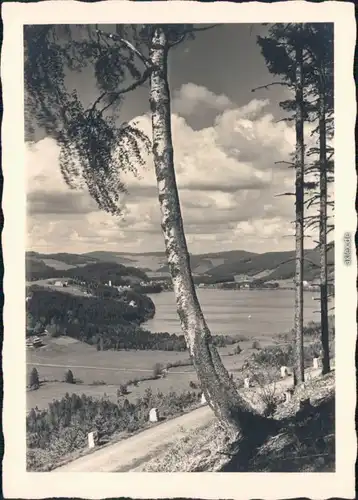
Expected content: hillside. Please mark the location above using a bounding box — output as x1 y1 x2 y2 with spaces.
26 285 156 350
26 253 149 284
84 245 334 282
84 251 168 272
208 245 335 282
27 244 334 284
27 251 98 269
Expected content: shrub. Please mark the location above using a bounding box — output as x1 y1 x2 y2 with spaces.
303 322 321 337
91 380 106 386
153 363 163 378
117 384 128 397
29 368 39 389
252 345 294 368
64 369 75 384
166 359 192 370
249 369 278 417
189 381 198 389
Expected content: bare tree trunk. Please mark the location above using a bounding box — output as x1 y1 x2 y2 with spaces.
293 43 305 385
319 90 330 374
148 27 265 438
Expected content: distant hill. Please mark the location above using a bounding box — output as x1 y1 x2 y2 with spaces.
208 246 334 282
27 244 334 284
84 251 168 272
26 252 148 284
27 252 99 271
157 250 256 275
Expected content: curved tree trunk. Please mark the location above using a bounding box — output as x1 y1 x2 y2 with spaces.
148 27 265 439
293 43 305 385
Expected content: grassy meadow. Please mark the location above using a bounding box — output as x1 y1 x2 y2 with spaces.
26 328 315 412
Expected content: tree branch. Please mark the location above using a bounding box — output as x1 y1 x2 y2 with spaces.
95 29 152 68
252 82 290 93
99 68 151 115
86 68 151 116
168 34 186 48
185 24 221 34
274 160 295 167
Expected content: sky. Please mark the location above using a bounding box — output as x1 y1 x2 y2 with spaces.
26 23 320 255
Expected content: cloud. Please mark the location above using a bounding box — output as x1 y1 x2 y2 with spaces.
27 190 97 215
26 138 95 216
172 83 232 117
26 86 318 254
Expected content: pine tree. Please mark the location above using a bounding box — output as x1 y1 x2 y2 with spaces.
256 23 313 384
65 369 75 384
29 367 39 389
301 24 334 374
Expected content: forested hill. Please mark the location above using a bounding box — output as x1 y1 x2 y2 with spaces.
26 286 156 349
26 254 148 284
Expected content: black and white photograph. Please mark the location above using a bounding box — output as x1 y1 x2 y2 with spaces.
2 1 356 499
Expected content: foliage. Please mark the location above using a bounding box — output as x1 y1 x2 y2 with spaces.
26 285 154 341
64 370 75 384
249 339 334 371
27 389 200 470
117 384 128 397
153 363 164 378
249 369 279 417
29 368 40 390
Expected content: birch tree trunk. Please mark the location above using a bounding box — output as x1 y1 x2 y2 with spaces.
293 43 305 385
318 87 330 375
148 27 264 438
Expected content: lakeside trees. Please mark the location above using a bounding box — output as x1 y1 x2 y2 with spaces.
26 286 237 351
25 24 273 439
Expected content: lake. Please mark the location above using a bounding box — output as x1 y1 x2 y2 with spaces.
144 288 322 338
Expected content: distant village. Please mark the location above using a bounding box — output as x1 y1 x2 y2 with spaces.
50 275 328 293
145 271 326 293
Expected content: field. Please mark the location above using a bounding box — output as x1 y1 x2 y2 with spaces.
27 279 90 297
26 333 282 412
27 336 195 410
